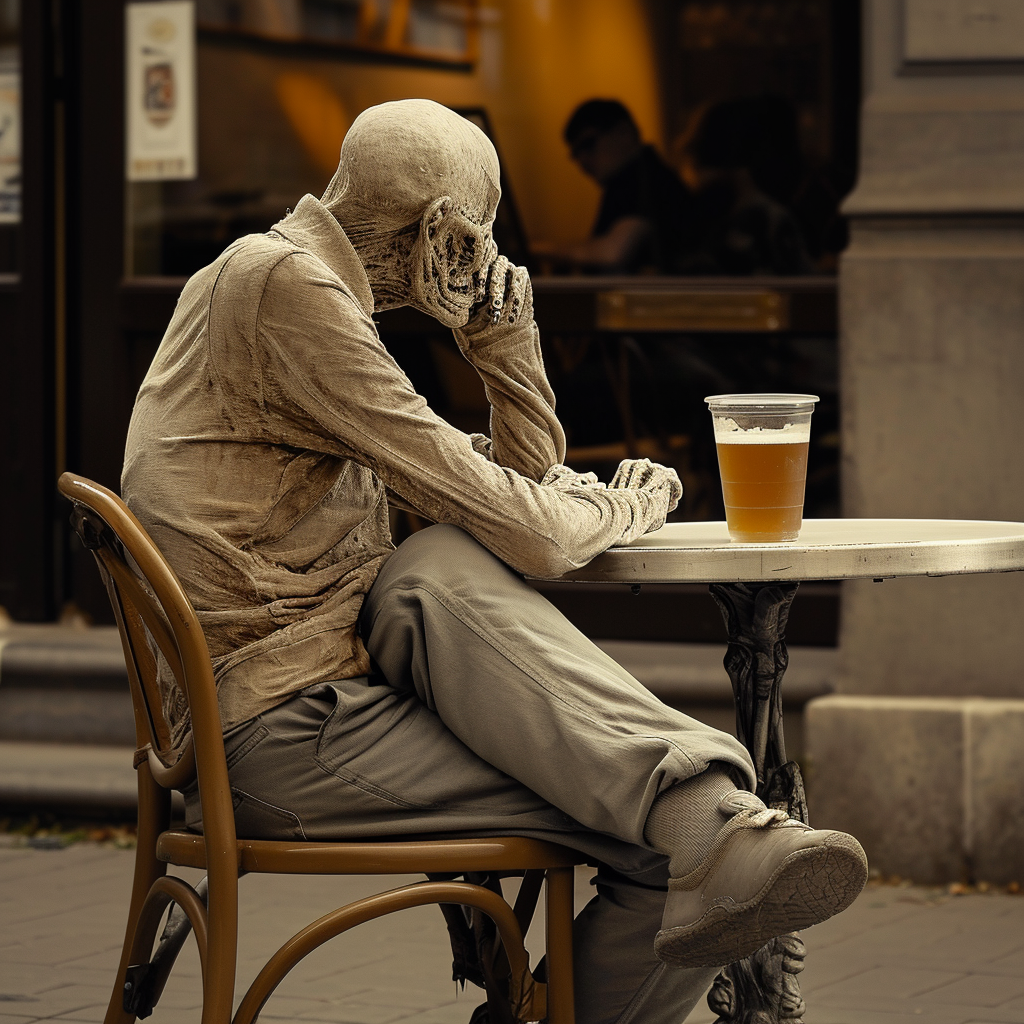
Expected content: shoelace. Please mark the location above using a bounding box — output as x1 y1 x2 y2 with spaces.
717 791 796 830
747 806 793 828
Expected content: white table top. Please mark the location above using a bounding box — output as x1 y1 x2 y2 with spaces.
557 519 1024 584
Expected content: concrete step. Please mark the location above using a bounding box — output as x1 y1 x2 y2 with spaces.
0 623 134 746
0 621 127 685
0 741 138 811
0 624 835 811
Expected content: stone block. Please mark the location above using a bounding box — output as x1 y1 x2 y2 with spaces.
967 702 1024 885
0 689 135 746
808 695 1024 884
846 0 1024 216
806 696 966 883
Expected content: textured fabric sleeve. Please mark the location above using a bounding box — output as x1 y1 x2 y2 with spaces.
451 315 566 481
254 254 670 578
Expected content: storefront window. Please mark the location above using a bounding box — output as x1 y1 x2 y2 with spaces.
125 0 479 277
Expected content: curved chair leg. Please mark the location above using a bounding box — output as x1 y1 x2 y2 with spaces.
130 877 210 974
104 766 170 1024
130 876 209 1015
201 858 239 1024
233 880 542 1024
103 761 239 1024
122 875 211 1018
544 867 576 1024
118 870 236 1024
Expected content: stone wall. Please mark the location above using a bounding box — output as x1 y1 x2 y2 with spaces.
839 218 1024 698
808 0 1024 881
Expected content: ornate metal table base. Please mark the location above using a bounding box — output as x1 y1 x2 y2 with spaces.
706 581 808 1024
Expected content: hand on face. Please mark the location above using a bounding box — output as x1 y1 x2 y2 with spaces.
463 254 533 335
410 197 502 330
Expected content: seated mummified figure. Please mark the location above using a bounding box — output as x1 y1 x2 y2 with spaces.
122 99 866 1024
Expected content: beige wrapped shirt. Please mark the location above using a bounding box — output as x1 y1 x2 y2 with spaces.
122 195 671 748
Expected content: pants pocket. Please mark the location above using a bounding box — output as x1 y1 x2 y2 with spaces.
230 788 306 840
183 719 271 832
226 723 270 770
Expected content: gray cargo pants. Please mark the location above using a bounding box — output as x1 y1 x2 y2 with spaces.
188 524 755 1024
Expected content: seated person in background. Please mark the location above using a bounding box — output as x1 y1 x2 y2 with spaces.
122 98 866 1024
678 96 813 276
539 99 693 274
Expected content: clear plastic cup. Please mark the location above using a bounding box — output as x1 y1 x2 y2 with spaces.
705 394 819 543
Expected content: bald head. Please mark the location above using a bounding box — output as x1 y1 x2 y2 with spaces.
320 100 502 328
323 99 501 232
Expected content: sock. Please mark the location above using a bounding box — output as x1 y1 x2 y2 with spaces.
643 768 739 878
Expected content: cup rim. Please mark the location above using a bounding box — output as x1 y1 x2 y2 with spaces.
705 393 820 409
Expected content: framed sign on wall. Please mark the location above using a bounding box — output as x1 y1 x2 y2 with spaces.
126 0 197 181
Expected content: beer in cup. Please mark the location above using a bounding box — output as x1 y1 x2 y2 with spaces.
705 394 819 543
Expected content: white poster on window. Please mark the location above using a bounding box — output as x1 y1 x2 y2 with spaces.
0 64 19 223
126 1 197 181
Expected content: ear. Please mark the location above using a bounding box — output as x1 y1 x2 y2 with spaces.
421 196 454 240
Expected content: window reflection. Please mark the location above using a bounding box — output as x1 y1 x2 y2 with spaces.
123 0 854 280
126 41 352 276
0 0 19 274
195 0 476 59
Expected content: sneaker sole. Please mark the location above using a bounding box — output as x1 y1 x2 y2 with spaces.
653 834 868 969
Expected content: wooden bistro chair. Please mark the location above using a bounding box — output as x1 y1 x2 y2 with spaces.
58 473 582 1024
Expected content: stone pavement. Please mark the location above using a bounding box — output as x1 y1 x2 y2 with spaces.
2 842 1023 1024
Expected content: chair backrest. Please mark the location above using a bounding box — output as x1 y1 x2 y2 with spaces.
58 473 236 842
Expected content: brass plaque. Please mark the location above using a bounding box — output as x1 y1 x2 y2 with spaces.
596 290 789 332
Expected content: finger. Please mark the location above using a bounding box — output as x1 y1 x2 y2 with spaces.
488 257 510 323
670 472 683 505
472 252 500 311
501 264 515 309
612 458 647 489
609 459 629 489
629 459 656 489
492 266 518 325
511 265 532 324
505 267 521 324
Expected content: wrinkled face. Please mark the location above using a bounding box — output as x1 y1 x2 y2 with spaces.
323 100 503 325
410 196 499 328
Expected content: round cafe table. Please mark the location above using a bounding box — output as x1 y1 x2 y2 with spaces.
557 519 1024 1024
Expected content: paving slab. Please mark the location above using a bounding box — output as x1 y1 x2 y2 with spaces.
3 845 1024 1023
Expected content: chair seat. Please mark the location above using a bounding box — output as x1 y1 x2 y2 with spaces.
157 830 585 874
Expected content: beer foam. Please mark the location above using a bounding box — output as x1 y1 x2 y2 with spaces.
713 417 810 444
